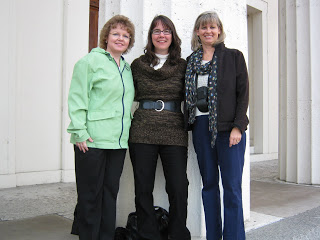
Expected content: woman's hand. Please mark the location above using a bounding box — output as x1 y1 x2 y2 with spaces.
229 128 242 147
76 137 94 153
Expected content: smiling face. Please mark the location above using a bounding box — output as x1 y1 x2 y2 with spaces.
151 21 172 55
196 22 221 47
106 24 130 56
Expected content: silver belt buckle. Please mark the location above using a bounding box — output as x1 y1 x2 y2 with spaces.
155 100 164 112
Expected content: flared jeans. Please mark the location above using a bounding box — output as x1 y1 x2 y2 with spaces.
192 115 246 240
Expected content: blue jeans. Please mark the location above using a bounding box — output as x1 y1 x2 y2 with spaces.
192 115 246 240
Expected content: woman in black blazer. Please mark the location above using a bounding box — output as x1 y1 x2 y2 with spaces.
185 11 249 240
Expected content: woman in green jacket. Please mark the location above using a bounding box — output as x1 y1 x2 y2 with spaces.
67 15 135 240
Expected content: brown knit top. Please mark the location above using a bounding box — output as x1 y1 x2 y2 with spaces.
129 55 188 147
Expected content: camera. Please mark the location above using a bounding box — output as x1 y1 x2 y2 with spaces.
196 86 209 112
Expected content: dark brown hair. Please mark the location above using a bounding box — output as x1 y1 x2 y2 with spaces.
143 15 181 66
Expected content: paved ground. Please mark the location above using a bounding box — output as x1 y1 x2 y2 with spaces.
246 160 320 240
1 159 320 239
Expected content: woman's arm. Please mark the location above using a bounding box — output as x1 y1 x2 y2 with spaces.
229 51 249 147
67 59 92 147
234 50 249 133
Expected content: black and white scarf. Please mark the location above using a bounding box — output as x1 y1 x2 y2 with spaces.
185 48 218 147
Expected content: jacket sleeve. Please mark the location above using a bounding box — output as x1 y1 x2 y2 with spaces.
234 51 249 132
130 59 139 101
67 58 91 142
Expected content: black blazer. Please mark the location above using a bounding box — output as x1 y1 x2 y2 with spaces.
185 43 249 133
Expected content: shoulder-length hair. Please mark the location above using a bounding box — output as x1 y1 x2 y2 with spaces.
99 15 135 54
143 15 181 66
191 11 226 51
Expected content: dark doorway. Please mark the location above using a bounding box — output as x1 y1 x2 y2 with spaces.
89 0 99 52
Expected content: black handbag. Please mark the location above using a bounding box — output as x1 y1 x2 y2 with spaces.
154 206 169 235
114 206 169 240
114 227 133 240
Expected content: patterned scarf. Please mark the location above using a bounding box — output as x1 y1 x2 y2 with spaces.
185 48 218 147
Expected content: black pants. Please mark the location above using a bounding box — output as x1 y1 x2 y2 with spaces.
73 146 126 240
129 143 191 240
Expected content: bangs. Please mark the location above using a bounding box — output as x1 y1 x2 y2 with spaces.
111 22 126 30
156 20 170 30
111 22 132 35
151 17 173 32
199 15 218 28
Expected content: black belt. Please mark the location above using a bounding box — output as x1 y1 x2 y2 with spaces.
139 100 181 112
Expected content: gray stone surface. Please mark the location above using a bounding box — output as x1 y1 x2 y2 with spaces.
246 206 320 240
250 158 278 182
0 215 78 240
250 180 320 218
251 159 320 214
247 159 320 239
0 159 320 239
0 182 77 221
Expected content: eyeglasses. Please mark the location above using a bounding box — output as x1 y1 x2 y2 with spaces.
152 29 172 35
109 33 131 40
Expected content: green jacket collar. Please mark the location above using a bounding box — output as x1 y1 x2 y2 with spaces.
91 47 130 71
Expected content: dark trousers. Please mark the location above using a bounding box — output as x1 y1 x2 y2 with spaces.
129 143 191 240
73 146 126 240
192 115 246 240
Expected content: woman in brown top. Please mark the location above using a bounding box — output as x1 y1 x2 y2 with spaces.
129 15 190 240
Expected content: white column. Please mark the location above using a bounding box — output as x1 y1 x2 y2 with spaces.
104 0 250 237
61 0 90 182
9 0 65 186
0 0 17 188
170 0 206 235
310 0 320 184
279 0 320 184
